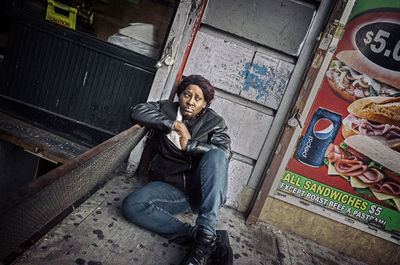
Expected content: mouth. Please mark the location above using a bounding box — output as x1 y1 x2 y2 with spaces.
182 107 194 113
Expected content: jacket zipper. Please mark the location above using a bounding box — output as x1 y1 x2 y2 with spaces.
148 153 158 172
183 156 192 193
183 173 187 193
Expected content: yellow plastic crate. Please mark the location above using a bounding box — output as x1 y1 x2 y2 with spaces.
46 0 77 30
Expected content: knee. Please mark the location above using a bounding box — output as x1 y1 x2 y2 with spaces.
122 192 147 223
203 149 229 168
199 149 229 183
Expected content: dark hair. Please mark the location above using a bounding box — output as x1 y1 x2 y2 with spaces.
176 75 215 107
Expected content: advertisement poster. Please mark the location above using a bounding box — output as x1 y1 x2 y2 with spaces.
276 0 400 237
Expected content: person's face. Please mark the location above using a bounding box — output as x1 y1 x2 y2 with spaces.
179 84 207 120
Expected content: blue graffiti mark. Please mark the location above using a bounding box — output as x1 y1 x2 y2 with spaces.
271 76 288 108
238 62 252 80
239 63 277 102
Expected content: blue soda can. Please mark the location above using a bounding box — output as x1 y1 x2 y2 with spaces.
295 107 342 168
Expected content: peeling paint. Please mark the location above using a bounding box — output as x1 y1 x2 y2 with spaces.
183 31 254 95
238 58 292 109
240 62 276 100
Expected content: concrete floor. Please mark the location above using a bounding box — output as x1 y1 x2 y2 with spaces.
12 173 369 265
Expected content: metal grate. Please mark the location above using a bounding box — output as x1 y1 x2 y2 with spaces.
0 125 147 262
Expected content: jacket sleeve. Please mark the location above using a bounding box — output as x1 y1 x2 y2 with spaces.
131 101 174 133
186 120 231 159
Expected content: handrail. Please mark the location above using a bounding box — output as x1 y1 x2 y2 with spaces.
0 125 147 262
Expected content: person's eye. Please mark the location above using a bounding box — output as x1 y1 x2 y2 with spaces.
195 97 202 101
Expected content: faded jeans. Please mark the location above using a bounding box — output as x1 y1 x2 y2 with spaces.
122 149 229 239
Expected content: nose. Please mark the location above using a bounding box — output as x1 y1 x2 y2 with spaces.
187 97 195 106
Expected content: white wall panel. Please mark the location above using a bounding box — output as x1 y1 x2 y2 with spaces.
183 31 253 95
185 30 295 110
240 52 295 109
226 158 253 208
179 0 311 210
203 0 316 56
211 95 273 160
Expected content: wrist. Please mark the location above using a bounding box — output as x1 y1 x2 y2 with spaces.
180 137 188 150
172 120 177 130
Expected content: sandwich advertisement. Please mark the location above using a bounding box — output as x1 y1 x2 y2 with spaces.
276 0 400 239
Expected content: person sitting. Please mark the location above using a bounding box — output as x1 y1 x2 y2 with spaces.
122 75 232 265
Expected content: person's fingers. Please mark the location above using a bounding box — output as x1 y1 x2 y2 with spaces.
173 122 191 139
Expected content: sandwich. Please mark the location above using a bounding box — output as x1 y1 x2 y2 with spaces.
326 50 400 102
341 96 400 151
324 135 400 211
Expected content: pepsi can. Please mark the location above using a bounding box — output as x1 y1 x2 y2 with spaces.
295 107 342 167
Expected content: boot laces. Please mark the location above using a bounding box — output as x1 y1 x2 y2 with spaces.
182 232 215 265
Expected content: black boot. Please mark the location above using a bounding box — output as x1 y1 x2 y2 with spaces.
208 230 233 265
169 235 193 246
180 229 216 265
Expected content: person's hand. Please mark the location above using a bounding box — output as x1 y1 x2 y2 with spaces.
172 121 191 150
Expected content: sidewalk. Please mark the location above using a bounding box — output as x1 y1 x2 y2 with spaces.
12 173 369 265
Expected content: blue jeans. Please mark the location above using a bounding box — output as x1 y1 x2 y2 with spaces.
122 149 229 239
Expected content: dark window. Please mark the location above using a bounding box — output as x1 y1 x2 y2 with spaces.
3 0 179 59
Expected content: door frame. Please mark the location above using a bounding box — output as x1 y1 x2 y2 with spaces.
147 0 207 102
148 0 337 220
147 0 341 226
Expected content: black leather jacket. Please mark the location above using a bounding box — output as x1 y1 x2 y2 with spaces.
131 100 231 193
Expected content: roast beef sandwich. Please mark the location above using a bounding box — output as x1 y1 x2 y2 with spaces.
326 50 400 102
342 96 400 151
325 135 400 211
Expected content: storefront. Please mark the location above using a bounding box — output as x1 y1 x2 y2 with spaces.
248 1 400 264
2 0 399 264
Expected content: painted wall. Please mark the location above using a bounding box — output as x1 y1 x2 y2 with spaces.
183 0 316 208
184 31 295 111
203 0 315 56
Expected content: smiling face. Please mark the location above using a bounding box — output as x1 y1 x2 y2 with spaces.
179 84 207 120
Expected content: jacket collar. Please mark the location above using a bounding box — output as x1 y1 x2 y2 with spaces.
166 101 215 138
